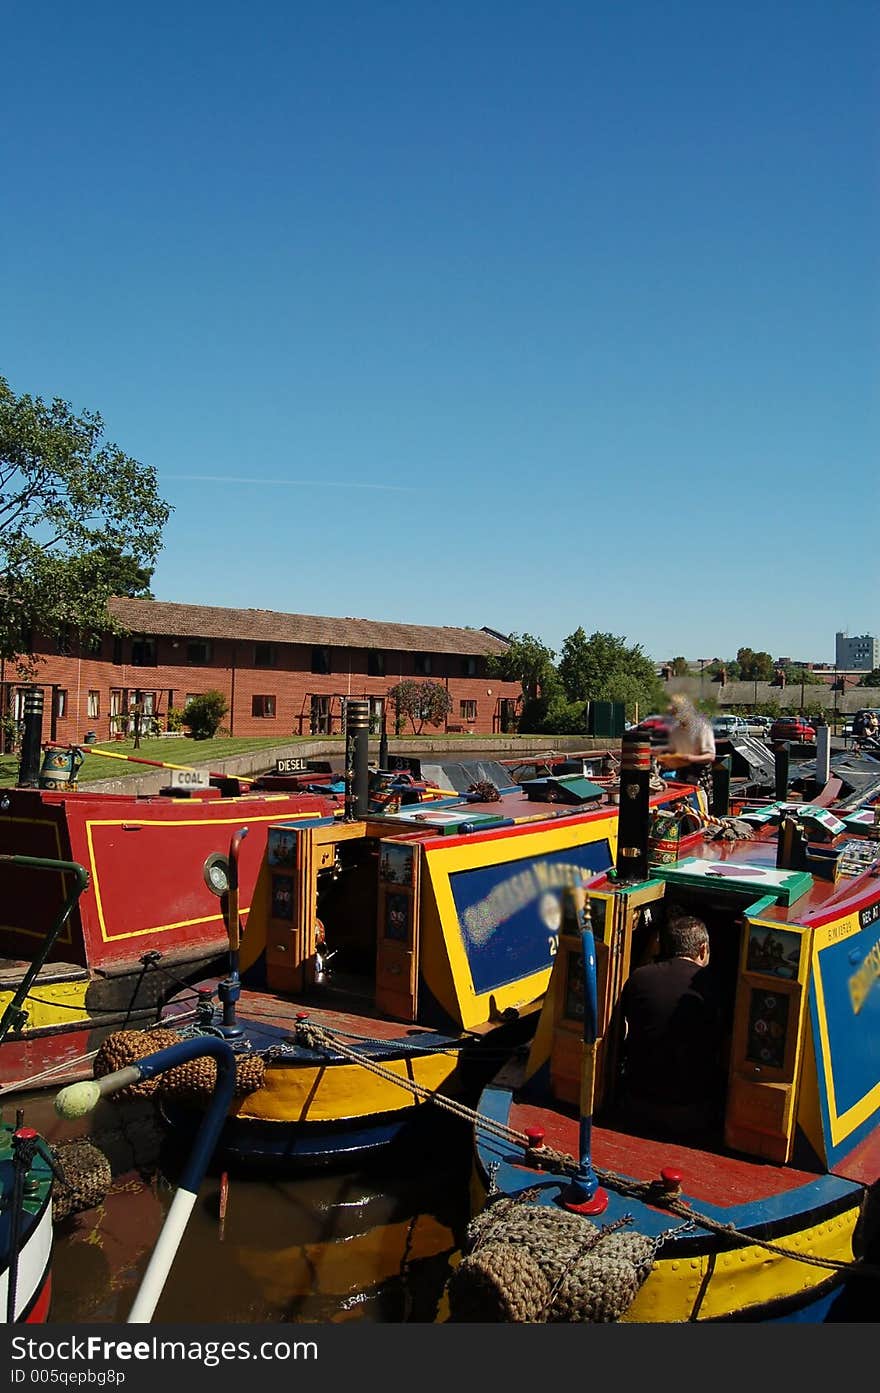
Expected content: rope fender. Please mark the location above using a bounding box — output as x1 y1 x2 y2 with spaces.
447 1199 656 1322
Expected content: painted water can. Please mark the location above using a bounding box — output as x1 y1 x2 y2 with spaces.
38 746 85 791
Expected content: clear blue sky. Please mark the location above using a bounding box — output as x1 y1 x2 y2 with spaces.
2 1 876 666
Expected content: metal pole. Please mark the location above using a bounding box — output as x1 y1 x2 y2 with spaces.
562 891 608 1215
54 1035 237 1324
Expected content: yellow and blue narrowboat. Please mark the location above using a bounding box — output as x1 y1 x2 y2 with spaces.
455 743 880 1322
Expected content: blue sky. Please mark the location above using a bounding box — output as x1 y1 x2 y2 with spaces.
2 1 876 666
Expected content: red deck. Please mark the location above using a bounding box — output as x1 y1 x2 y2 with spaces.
510 1100 823 1205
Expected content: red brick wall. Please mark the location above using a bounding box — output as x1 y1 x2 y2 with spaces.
1 633 521 743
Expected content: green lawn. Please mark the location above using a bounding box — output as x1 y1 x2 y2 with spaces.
0 734 328 787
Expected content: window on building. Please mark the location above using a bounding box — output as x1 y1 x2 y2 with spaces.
367 650 385 677
310 694 331 735
252 695 276 718
459 700 477 722
85 632 103 656
254 643 276 667
186 640 213 665
54 690 67 718
311 647 331 675
131 635 157 666
112 636 124 665
461 656 478 677
414 653 432 676
55 626 72 656
87 691 100 719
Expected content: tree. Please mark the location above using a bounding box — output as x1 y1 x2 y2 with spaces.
486 633 557 705
0 376 170 663
669 656 690 677
736 648 774 682
557 629 664 716
183 690 228 740
857 668 880 688
387 680 452 735
486 632 563 732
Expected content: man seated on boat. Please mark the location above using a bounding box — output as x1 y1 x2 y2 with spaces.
654 694 716 811
618 913 724 1140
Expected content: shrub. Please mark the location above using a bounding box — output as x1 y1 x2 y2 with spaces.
166 706 185 733
183 690 229 740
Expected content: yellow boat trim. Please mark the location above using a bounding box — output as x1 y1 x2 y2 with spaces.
0 979 90 1031
623 1203 859 1322
234 1049 459 1124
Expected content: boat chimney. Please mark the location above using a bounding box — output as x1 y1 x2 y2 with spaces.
615 732 652 882
815 724 831 788
773 741 790 802
17 688 44 788
378 712 389 771
344 700 370 821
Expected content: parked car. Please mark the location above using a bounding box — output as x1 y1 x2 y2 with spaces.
711 715 749 739
770 716 816 743
746 715 774 733
634 714 671 744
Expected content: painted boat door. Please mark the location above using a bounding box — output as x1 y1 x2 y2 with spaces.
375 839 421 1022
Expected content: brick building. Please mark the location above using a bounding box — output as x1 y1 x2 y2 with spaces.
0 598 522 745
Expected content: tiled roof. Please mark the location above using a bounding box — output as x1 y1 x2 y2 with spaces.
107 598 511 657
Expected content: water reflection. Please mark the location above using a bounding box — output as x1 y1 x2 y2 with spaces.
14 1090 470 1324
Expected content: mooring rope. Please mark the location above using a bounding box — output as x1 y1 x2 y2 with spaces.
288 1020 532 1149
512 1138 880 1280
291 1021 878 1280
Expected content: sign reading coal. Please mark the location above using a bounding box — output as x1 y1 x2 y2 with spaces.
170 768 210 789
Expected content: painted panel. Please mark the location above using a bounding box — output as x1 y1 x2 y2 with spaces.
448 840 613 995
812 918 880 1121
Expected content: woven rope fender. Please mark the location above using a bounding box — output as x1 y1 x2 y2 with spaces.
50 1139 112 1222
94 1028 266 1102
447 1199 656 1323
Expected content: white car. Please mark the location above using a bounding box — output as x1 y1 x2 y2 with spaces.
711 715 749 738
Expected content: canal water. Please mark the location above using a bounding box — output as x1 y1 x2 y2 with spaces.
18 1088 473 1324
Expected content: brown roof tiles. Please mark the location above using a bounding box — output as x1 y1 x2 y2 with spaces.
107 598 510 658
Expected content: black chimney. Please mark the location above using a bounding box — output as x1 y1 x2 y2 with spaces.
17 688 44 788
344 699 370 820
615 734 652 882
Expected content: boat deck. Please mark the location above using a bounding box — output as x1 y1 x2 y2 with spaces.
509 1099 822 1206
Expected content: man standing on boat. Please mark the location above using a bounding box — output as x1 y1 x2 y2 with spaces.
619 913 724 1139
655 693 716 811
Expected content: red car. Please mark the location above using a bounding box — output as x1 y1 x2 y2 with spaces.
634 715 671 744
769 716 816 743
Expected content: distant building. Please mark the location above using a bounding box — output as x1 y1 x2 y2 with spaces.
835 632 879 672
0 599 522 746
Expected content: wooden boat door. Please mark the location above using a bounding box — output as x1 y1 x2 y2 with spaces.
725 904 811 1164
597 880 667 1110
375 838 421 1021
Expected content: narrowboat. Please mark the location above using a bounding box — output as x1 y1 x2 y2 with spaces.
0 1119 54 1323
0 695 346 1091
93 705 696 1169
452 737 880 1323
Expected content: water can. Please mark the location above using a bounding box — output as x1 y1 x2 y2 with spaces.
38 745 86 790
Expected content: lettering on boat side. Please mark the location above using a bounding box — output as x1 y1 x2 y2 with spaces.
858 900 880 932
848 934 880 1015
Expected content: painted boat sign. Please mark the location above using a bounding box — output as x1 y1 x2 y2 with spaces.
275 758 311 773
170 768 210 789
